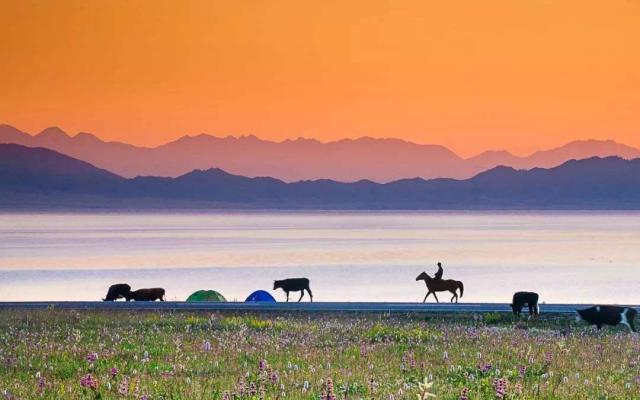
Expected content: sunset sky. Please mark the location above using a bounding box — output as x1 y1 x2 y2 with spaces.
1 0 639 157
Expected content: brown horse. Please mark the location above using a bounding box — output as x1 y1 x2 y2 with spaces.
416 271 464 303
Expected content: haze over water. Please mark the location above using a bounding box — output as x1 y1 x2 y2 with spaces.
0 211 639 304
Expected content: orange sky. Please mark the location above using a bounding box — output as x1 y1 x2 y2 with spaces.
1 0 639 156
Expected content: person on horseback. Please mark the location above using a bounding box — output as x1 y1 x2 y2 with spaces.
434 262 444 281
416 262 464 303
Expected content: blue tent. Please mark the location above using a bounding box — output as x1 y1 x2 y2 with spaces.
245 290 277 303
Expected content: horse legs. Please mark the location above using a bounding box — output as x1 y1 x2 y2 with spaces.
306 288 313 302
432 292 440 303
298 291 304 302
422 292 431 303
450 291 458 303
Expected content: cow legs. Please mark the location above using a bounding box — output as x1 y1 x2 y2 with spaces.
620 310 636 332
285 291 290 302
628 319 637 333
306 288 313 302
298 291 304 302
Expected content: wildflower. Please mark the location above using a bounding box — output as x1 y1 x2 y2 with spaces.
110 367 118 378
544 352 553 364
478 363 492 373
514 382 523 394
80 374 98 390
459 387 469 400
320 378 336 400
259 359 267 371
118 377 129 395
222 391 231 400
417 377 436 399
518 365 526 378
493 378 507 398
270 371 279 384
203 340 212 351
86 352 98 363
37 376 46 393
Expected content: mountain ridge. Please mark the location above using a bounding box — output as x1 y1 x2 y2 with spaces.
2 124 639 183
2 143 640 210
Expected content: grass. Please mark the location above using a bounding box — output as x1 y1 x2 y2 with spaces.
0 310 639 399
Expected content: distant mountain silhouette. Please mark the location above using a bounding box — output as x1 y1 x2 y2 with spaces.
2 124 640 182
3 143 640 209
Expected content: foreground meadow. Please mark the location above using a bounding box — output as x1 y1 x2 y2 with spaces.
0 310 639 399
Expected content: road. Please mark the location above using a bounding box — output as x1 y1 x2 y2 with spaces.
0 301 627 313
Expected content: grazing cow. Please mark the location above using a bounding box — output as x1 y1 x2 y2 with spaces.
510 291 540 318
102 283 131 301
125 288 166 302
273 278 313 302
576 305 637 332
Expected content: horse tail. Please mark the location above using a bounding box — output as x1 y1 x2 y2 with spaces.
457 281 464 298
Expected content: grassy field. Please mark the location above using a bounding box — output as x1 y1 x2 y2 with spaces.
0 310 638 399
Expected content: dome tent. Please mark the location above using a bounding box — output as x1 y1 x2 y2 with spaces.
245 290 276 303
186 290 227 302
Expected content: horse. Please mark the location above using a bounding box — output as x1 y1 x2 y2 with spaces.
415 271 464 303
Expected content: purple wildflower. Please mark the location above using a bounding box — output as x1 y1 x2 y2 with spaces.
494 378 507 398
518 365 526 378
86 352 98 363
544 352 553 364
478 362 492 373
80 374 98 390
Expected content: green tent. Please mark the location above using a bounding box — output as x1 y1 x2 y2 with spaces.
186 290 227 302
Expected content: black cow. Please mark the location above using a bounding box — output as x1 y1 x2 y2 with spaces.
125 288 166 302
510 291 539 318
576 305 637 332
273 278 313 302
103 283 131 301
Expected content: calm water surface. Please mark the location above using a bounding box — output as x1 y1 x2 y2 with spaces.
0 211 639 303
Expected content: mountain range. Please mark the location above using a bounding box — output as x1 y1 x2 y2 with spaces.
2 124 640 182
3 143 640 210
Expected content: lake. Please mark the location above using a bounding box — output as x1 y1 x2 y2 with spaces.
0 211 639 303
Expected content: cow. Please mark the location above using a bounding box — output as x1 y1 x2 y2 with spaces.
576 305 637 332
102 283 131 301
510 291 540 318
125 288 166 302
273 278 313 302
